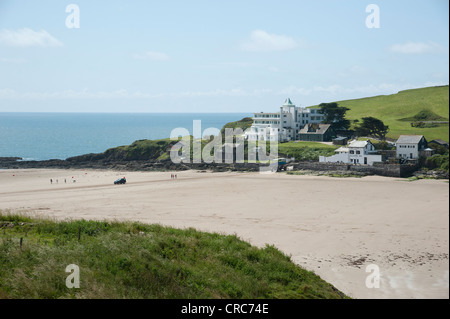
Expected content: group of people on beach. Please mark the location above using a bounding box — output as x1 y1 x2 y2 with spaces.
50 178 65 184
170 174 177 179
50 178 75 184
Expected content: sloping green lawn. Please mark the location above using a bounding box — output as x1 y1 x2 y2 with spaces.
0 213 348 299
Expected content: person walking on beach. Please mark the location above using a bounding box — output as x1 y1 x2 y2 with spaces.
50 178 52 184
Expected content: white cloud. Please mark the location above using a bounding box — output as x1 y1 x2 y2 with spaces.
241 30 298 52
132 51 170 61
0 88 17 98
0 28 63 47
390 41 446 54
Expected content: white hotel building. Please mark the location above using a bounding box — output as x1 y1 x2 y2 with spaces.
244 98 325 142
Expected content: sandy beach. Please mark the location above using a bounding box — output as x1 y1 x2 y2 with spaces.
0 168 448 299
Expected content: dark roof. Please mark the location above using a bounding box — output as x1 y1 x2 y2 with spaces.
429 139 449 145
299 124 331 134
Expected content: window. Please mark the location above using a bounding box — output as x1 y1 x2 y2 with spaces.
356 151 360 154
350 150 355 154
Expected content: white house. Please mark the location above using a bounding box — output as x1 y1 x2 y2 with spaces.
245 98 324 142
396 135 428 160
319 140 382 166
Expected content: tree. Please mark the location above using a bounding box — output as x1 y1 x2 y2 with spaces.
319 102 351 131
355 117 390 140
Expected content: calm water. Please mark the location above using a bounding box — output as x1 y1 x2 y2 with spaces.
0 113 251 161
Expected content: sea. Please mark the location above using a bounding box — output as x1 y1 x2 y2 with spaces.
0 113 251 161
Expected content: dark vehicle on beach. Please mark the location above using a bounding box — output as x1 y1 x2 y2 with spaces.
114 178 126 185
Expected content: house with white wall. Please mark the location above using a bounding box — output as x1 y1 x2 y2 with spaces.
396 135 428 160
319 140 382 166
245 98 324 142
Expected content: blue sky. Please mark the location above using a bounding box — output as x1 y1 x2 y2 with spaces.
0 0 448 112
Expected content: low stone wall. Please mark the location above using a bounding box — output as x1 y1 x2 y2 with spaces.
291 161 419 178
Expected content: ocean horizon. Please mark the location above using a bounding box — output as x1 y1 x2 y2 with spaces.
0 112 251 161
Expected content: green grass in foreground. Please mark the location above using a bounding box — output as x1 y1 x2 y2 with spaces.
0 213 347 299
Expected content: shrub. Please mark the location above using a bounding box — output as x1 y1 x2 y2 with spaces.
424 153 449 172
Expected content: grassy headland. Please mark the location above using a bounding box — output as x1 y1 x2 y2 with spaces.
0 213 347 299
62 86 448 166
316 85 449 141
220 117 254 135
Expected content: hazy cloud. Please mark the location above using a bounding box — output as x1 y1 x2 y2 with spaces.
0 28 63 47
241 30 298 52
132 51 170 61
390 41 446 54
268 66 280 72
2 82 447 101
0 57 26 63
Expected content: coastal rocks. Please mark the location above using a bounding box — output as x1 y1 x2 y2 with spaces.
1 155 447 178
413 170 449 180
287 170 370 178
0 157 23 167
0 156 265 173
0 157 22 162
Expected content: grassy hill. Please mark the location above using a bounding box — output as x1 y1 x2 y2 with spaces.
317 85 449 141
0 213 347 299
220 117 253 135
66 138 176 162
67 121 336 164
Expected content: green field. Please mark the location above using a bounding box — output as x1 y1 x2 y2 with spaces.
0 213 348 299
277 141 337 161
312 85 449 141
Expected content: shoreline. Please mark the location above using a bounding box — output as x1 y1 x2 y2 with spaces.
1 168 448 299
1 157 449 180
